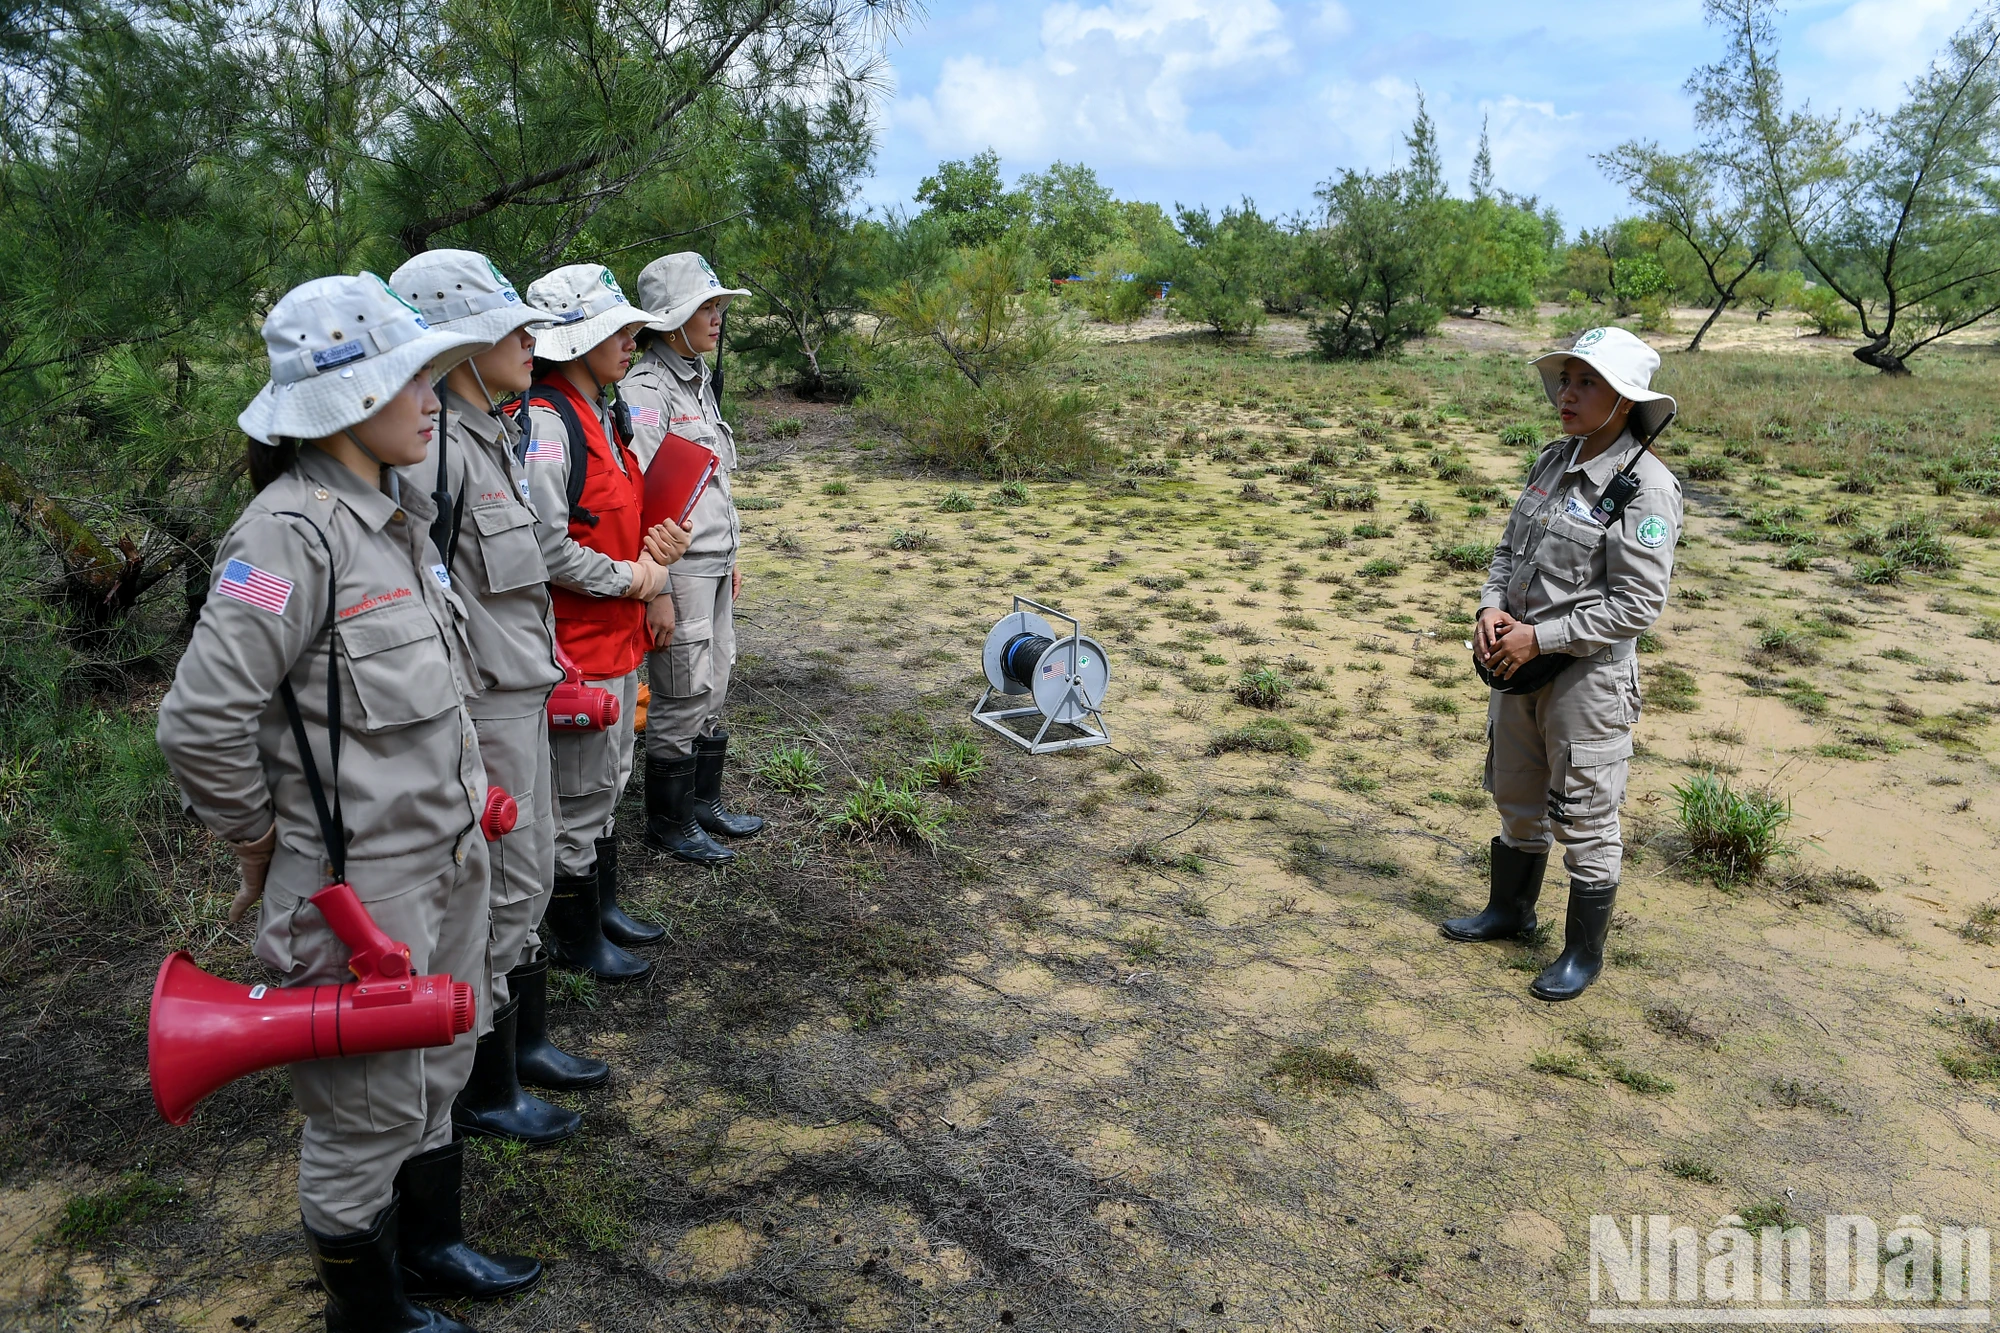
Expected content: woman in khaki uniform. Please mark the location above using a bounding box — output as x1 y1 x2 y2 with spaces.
1450 326 1682 1002
622 251 763 864
157 274 535 1333
520 264 678 980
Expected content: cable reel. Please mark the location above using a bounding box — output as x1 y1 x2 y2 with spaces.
972 596 1111 754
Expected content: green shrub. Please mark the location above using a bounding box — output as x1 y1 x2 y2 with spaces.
1207 718 1312 757
823 776 945 849
909 738 984 788
1498 423 1541 448
769 416 806 439
937 489 976 513
1233 667 1290 709
1796 286 1858 337
820 480 850 496
1359 557 1404 579
1406 499 1439 524
993 481 1030 507
888 528 932 551
736 495 782 511
1433 541 1496 572
1673 773 1791 882
758 742 827 794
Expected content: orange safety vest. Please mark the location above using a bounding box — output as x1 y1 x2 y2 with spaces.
535 376 646 681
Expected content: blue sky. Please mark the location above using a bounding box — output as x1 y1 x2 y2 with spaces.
861 0 1983 234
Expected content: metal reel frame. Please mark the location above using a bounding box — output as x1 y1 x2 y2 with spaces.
971 595 1112 755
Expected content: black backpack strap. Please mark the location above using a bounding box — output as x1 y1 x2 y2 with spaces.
428 396 464 570
526 383 597 528
270 512 346 883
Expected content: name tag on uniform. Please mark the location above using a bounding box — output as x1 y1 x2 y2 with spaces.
431 563 451 590
518 477 531 501
1562 492 1593 520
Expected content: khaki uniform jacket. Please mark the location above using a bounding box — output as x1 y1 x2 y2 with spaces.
157 447 487 877
523 391 634 597
393 389 563 717
1480 432 1682 658
621 343 738 577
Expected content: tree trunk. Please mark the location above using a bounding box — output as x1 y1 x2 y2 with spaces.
0 455 177 622
1686 296 1730 353
1852 337 1911 375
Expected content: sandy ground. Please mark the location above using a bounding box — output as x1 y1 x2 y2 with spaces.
7 315 1999 1331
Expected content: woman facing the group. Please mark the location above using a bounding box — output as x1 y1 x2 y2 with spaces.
157 249 745 1333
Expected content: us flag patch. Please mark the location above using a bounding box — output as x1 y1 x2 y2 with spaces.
628 405 661 427
523 438 565 462
216 558 293 614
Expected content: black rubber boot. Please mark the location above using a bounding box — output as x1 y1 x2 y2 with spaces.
304 1198 475 1333
544 868 652 982
1441 838 1549 942
595 834 662 945
450 996 580 1146
692 731 765 838
643 755 734 865
510 957 609 1091
1530 881 1619 1002
394 1141 542 1301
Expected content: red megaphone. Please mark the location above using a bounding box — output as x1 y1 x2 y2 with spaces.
147 882 475 1126
481 786 517 840
546 646 619 731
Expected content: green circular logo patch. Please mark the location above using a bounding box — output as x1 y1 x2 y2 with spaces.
1636 514 1669 548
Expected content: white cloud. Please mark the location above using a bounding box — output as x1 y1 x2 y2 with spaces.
1800 0 1982 111
1308 1 1353 39
892 0 1294 169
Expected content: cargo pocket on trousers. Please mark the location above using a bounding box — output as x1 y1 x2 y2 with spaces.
662 616 713 698
1555 733 1634 826
554 720 616 798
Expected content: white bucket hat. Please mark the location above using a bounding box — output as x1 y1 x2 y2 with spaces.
636 252 749 333
238 274 486 445
388 250 550 367
525 264 667 362
1530 326 1678 442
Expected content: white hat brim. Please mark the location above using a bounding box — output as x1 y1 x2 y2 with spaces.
657 286 751 333
429 303 553 377
239 327 486 444
530 301 669 363
1529 348 1678 442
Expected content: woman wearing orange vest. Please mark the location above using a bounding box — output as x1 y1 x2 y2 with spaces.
519 265 686 984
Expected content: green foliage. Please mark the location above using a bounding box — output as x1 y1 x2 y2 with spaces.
53 1175 181 1248
1307 167 1441 358
728 90 878 395
1233 668 1290 709
909 738 985 789
1433 541 1496 571
913 149 1027 250
1797 285 1859 337
1673 773 1791 882
1207 718 1312 758
937 489 977 513
1017 160 1126 283
758 742 827 795
823 775 945 849
864 241 1106 476
1153 202 1269 337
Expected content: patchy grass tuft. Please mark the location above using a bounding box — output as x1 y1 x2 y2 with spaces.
1270 1045 1378 1093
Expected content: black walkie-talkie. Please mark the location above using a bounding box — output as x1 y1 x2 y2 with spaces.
1588 444 1651 528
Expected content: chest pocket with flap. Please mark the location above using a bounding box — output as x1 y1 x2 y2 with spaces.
337 604 459 731
1532 512 1606 586
469 500 546 595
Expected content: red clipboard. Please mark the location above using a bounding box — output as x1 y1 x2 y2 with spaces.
642 431 720 530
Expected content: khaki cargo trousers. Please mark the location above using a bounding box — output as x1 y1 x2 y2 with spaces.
550 670 639 876
254 836 490 1235
471 688 555 1004
1483 645 1641 890
645 572 735 761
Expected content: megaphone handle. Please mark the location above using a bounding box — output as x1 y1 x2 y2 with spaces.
310 882 412 983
